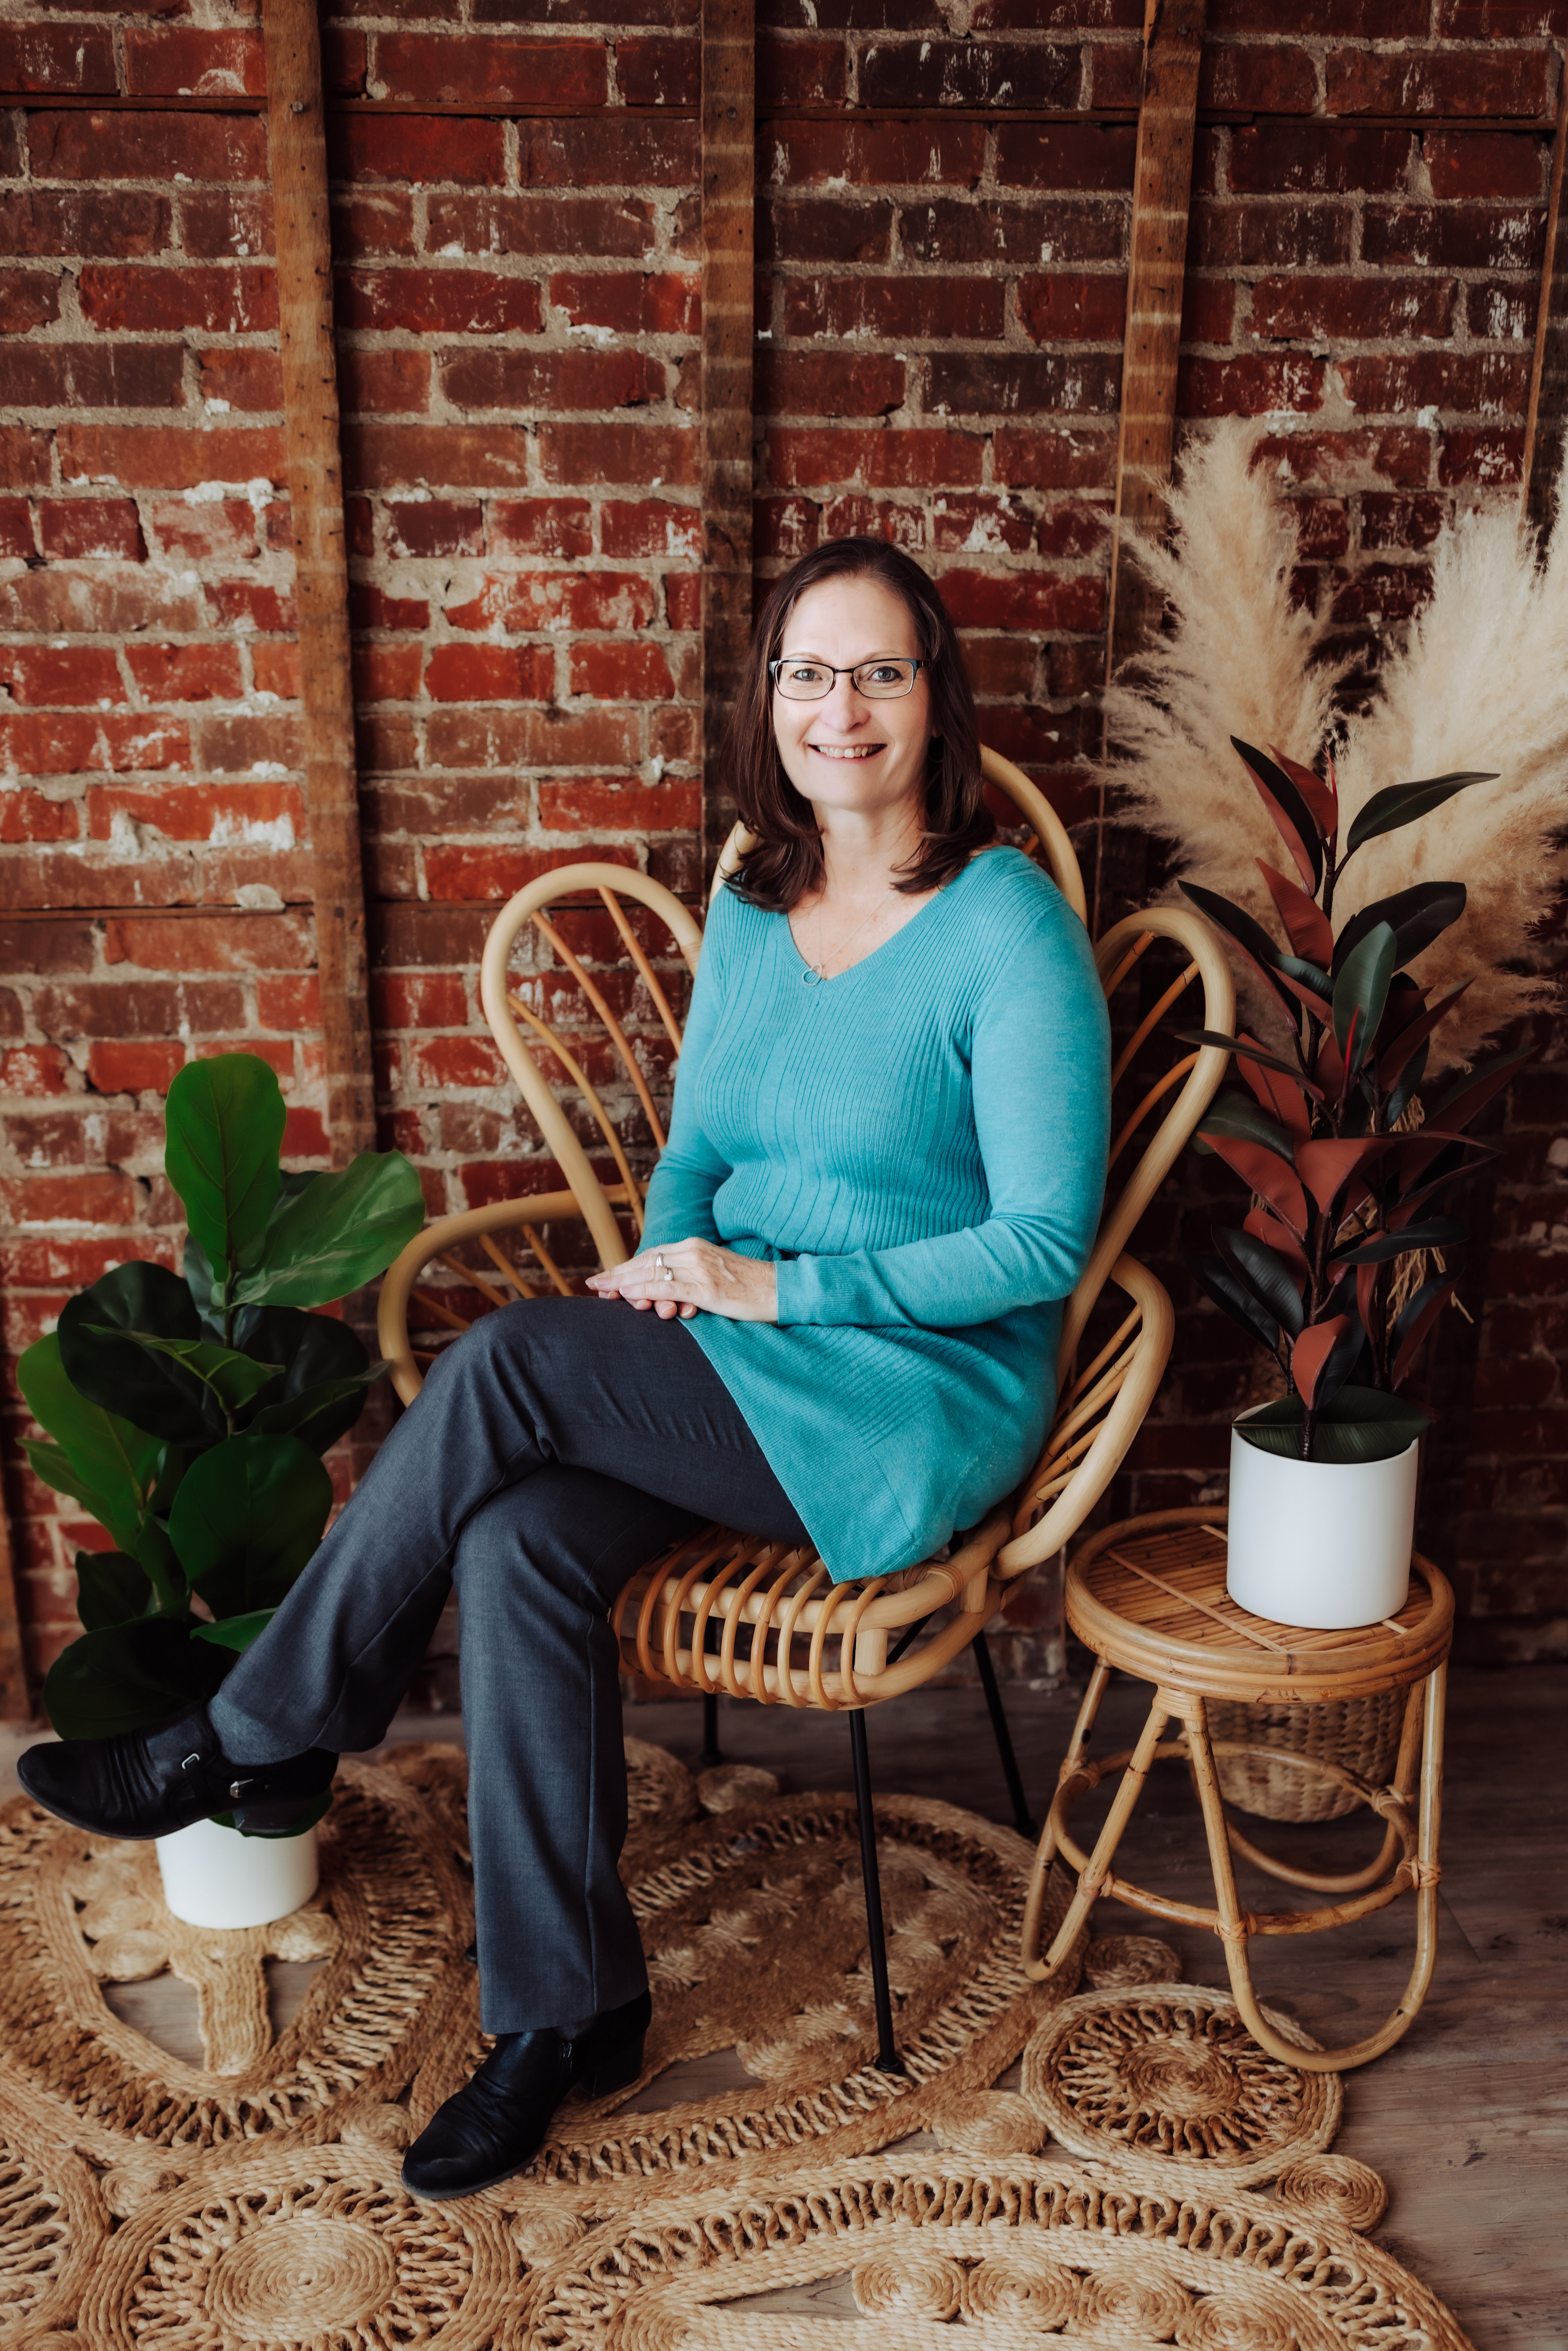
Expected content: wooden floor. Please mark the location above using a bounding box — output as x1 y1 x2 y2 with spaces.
3 1663 1563 2350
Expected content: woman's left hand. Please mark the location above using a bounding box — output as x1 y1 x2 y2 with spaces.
586 1239 779 1323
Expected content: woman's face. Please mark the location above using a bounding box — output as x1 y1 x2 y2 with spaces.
770 574 935 826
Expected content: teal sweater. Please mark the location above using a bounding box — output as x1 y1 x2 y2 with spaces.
640 846 1111 1584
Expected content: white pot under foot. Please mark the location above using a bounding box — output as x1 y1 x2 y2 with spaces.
156 1814 319 1929
1226 1420 1417 1631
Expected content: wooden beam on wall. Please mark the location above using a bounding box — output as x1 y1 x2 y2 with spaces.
262 0 376 1163
1523 45 1568 537
1096 0 1206 934
700 0 756 868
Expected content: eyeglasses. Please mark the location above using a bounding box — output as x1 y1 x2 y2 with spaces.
769 656 925 702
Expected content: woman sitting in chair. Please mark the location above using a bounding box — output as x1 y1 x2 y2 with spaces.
21 537 1110 2200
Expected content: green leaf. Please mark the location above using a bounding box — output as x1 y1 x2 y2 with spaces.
1332 1216 1465 1269
57 1261 210 1444
1332 882 1467 978
1234 1383 1431 1466
235 1152 426 1310
167 1432 333 1620
90 1329 282 1423
73 1548 154 1633
164 1054 285 1285
1343 771 1496 857
130 1516 186 1617
193 1606 277 1653
1214 1226 1305 1340
231 1303 382 1452
1331 921 1396 1077
41 1617 227 1743
1199 1090 1298 1161
1186 1251 1285 1359
18 1336 163 1554
248 1366 387 1447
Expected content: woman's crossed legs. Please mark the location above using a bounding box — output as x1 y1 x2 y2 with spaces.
209 1297 809 2033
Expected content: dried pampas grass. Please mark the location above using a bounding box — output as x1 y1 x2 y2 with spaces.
1100 418 1567 1073
1333 505 1567 1069
1099 419 1351 957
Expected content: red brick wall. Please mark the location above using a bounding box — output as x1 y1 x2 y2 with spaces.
3 1 1565 1688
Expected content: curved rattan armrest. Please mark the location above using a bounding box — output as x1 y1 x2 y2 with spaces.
376 1190 620 1405
1056 906 1232 1372
997 1253 1174 1577
478 864 702 1273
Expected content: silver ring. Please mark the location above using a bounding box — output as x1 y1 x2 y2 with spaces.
655 1253 672 1283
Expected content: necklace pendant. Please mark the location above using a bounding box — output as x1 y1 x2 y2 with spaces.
801 964 824 986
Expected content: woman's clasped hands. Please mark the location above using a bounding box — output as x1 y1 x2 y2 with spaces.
586 1238 779 1324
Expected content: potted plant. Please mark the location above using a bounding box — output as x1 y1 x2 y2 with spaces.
19 1053 424 1928
1179 740 1528 1629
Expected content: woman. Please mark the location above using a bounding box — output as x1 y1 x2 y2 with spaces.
20 538 1110 2201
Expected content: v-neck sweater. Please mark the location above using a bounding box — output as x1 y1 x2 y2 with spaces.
639 845 1112 1585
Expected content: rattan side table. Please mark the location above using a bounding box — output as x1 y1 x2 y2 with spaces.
1020 1505 1453 2073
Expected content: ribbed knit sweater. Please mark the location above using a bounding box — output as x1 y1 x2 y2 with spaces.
639 845 1111 1584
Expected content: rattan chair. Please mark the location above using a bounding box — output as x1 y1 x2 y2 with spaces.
377 749 1234 2067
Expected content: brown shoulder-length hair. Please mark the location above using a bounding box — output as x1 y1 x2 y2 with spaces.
722 537 994 910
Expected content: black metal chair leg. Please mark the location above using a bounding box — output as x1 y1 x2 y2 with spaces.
848 1708 906 2075
697 1689 723 1770
974 1629 1036 1838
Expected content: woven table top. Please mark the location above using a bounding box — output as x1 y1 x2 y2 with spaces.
1065 1510 1453 1704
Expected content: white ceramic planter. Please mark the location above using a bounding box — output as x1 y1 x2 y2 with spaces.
156 1815 319 1930
1226 1416 1418 1630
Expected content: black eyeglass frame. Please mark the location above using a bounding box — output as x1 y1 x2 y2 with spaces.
767 656 927 701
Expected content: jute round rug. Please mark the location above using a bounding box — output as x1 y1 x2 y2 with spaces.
0 1739 1472 2349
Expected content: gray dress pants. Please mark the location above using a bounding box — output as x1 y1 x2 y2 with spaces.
208 1298 809 2035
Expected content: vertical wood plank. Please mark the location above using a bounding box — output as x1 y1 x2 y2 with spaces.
1096 0 1206 934
262 0 376 1163
1523 47 1568 538
700 0 756 866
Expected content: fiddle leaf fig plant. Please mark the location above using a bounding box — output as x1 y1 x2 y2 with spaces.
1179 739 1528 1466
20 1055 424 1819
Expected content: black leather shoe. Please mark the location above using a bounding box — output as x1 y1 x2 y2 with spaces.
401 1988 652 2201
17 1704 336 1841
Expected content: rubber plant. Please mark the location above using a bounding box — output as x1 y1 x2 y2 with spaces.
1179 739 1530 1466
18 1054 424 1827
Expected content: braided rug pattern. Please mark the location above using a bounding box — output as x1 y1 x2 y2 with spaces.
0 1740 1470 2348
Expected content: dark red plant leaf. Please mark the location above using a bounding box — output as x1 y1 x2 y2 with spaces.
1199 1130 1310 1238
1233 739 1322 890
1315 1026 1345 1098
1296 1136 1393 1214
1391 1126 1488 1191
1376 982 1471 1092
1234 1032 1312 1139
1393 1280 1456 1389
1336 1008 1361 1104
1245 1205 1310 1288
1355 1262 1388 1365
1293 1316 1350 1409
1257 860 1335 966
1270 744 1339 840
1428 1054 1531 1138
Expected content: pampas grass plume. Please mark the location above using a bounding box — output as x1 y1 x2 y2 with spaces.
1100 419 1565 1073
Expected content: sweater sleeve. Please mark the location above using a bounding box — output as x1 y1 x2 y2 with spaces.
773 887 1110 1329
638 891 733 1250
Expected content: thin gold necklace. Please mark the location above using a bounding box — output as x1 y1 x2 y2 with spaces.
802 883 896 985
